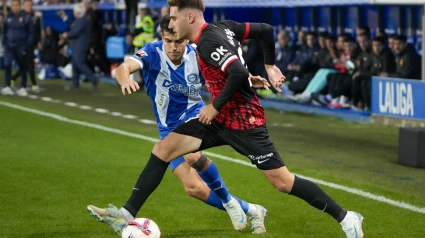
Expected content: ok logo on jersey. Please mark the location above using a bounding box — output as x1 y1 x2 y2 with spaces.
211 46 229 61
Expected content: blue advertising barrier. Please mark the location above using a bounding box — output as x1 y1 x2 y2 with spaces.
372 77 425 120
106 36 128 59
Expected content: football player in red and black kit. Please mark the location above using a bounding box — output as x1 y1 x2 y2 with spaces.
106 0 364 237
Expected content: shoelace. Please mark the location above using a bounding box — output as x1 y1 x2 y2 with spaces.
225 203 241 220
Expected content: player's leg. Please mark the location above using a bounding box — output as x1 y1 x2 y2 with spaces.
172 152 267 233
88 130 203 233
261 167 363 238
230 125 363 238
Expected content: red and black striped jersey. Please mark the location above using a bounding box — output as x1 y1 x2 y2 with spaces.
195 21 266 130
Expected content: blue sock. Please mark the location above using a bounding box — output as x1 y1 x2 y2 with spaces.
198 161 232 203
205 192 249 213
205 192 225 210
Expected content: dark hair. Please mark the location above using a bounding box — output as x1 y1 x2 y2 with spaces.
325 35 336 42
357 26 371 36
372 36 386 45
306 31 317 38
319 32 331 38
160 15 174 35
357 33 370 40
338 33 350 40
167 0 205 12
343 35 356 43
376 29 388 41
393 34 407 43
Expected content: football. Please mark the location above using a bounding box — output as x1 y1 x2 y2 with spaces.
121 218 161 238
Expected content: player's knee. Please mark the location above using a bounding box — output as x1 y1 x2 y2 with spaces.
152 141 173 162
273 182 293 193
270 177 294 193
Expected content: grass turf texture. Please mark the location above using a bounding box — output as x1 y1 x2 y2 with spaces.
1 80 424 237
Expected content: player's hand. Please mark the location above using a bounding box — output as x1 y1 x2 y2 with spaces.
249 74 270 90
198 104 219 125
120 79 140 95
265 64 285 92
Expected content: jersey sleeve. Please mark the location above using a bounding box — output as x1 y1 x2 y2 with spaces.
220 20 251 42
198 34 240 72
130 44 157 71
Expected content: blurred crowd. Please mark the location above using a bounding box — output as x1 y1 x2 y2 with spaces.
255 27 422 112
0 0 422 111
0 0 166 94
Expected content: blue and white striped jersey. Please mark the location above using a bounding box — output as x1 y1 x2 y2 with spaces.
130 41 205 130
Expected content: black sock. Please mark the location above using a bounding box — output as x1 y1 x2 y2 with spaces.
123 153 169 217
289 176 347 222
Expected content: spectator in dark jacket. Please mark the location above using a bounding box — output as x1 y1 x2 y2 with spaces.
358 36 396 110
11 0 41 92
84 0 109 74
351 33 374 108
285 32 319 81
380 34 421 80
61 3 98 90
41 27 59 64
1 0 33 96
275 30 294 75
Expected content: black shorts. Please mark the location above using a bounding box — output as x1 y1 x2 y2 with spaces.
173 118 285 170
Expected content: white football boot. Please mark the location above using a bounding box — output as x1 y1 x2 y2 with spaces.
341 211 364 238
223 198 247 231
248 204 267 234
87 204 129 234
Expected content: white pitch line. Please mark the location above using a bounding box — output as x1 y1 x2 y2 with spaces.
79 105 93 110
111 112 123 117
95 108 109 113
122 114 138 119
65 102 78 107
1 101 425 215
139 119 157 125
41 97 52 102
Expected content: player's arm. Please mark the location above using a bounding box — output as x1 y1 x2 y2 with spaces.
116 58 142 83
115 47 152 95
227 21 285 90
212 60 249 111
115 59 141 95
